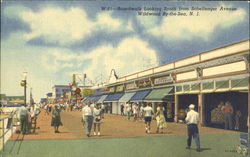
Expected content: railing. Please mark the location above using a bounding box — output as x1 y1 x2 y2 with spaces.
0 110 18 152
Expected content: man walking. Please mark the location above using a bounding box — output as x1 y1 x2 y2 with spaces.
82 103 94 137
19 104 29 134
185 104 201 152
222 101 234 130
125 103 132 120
143 103 154 134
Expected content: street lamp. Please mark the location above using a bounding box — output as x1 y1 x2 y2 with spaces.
20 72 27 106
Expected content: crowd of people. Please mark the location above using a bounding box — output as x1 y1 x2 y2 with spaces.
16 101 202 152
211 101 242 130
17 103 41 134
16 98 247 153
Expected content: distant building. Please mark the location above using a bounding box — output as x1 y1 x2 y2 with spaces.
52 85 71 99
0 94 24 104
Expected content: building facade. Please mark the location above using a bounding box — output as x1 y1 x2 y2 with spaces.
52 85 71 100
101 39 249 132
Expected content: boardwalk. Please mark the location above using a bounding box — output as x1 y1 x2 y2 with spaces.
11 110 236 140
1 110 243 157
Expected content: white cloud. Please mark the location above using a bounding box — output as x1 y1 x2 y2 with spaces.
82 37 159 82
95 12 123 31
139 4 246 40
42 37 159 84
137 16 159 29
20 8 94 44
4 7 133 45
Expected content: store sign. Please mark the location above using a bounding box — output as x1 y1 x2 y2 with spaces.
109 87 115 93
126 82 137 90
154 76 172 85
136 79 152 88
82 88 94 96
116 85 124 92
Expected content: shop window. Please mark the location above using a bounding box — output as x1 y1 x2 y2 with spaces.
215 80 229 89
231 78 248 88
183 85 190 91
176 86 182 92
202 82 214 90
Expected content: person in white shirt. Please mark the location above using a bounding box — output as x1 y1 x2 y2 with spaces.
143 103 154 134
139 104 144 121
185 104 201 152
132 103 139 121
82 103 94 137
90 102 95 109
18 105 29 134
93 104 102 136
125 103 132 120
101 104 105 118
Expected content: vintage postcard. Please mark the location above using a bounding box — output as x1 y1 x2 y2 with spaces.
0 0 249 157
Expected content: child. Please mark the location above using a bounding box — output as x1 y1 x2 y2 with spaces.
235 111 241 130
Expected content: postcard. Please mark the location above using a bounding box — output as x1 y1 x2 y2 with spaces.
0 0 249 157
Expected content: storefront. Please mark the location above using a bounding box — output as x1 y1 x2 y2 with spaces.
103 93 124 114
201 76 249 132
118 92 136 115
104 39 249 132
144 86 174 121
175 83 199 121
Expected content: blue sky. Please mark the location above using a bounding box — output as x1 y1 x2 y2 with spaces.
1 1 249 102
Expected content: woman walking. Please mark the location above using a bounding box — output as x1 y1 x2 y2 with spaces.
51 103 63 133
155 104 166 133
93 104 102 136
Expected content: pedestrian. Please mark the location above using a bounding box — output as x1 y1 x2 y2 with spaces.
132 103 139 121
18 104 29 134
185 104 201 152
93 104 102 136
125 103 132 120
143 103 154 134
139 104 144 121
82 103 94 137
234 110 242 130
101 104 105 118
51 103 63 133
48 103 52 114
29 103 37 133
121 104 124 116
222 101 234 130
155 104 166 133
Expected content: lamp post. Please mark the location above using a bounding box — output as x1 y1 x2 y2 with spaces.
21 72 27 106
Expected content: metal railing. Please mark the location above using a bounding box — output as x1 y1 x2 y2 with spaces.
0 110 17 153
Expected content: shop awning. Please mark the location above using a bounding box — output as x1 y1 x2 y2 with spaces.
92 95 102 102
82 95 101 103
118 92 136 102
144 87 174 102
130 89 151 102
103 93 124 102
97 95 108 103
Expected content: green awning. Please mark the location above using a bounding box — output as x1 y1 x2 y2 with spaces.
144 87 174 101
